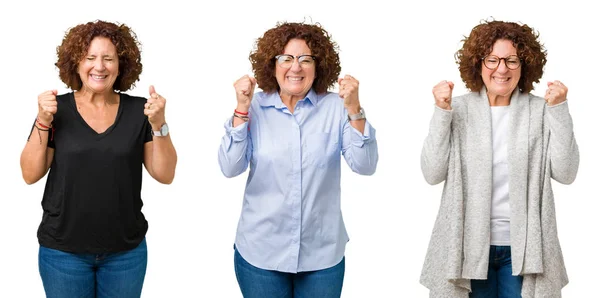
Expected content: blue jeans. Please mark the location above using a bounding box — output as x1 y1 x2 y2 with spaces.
39 238 147 298
234 247 345 298
470 246 523 298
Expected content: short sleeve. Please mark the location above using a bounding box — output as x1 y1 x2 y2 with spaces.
143 118 153 143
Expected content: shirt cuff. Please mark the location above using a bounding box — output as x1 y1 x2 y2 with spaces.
350 120 376 147
547 99 568 108
224 117 249 142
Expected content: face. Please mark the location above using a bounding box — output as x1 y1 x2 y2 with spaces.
77 36 119 93
481 39 521 99
275 38 316 100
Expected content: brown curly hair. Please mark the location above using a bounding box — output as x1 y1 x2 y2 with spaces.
55 20 143 91
456 20 547 93
250 22 341 94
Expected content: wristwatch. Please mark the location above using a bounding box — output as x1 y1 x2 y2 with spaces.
152 123 169 137
348 107 366 121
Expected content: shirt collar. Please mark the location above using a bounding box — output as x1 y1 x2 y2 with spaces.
257 89 320 108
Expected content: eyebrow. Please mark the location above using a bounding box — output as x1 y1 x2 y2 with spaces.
86 54 116 58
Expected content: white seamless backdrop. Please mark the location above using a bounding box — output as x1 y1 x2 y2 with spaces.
1 0 597 297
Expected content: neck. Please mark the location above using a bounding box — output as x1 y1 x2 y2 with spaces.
487 92 511 106
76 89 118 107
280 92 307 113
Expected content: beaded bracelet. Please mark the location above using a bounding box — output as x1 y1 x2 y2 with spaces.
233 113 249 121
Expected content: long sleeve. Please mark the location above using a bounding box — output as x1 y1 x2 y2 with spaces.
546 101 579 184
218 117 252 178
341 119 378 175
421 105 453 185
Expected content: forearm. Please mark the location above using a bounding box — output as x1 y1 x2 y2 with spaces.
342 121 378 175
20 127 51 184
547 101 579 184
346 106 365 134
149 135 177 184
421 106 452 185
218 118 250 178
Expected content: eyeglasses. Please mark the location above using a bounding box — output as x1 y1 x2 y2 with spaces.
482 55 521 70
274 54 316 69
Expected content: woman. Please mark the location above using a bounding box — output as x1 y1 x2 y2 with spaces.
218 22 378 297
20 20 177 298
420 20 579 298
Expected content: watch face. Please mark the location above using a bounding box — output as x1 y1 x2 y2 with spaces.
160 123 169 135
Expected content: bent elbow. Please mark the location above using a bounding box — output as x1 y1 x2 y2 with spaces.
220 168 242 178
22 171 41 185
423 172 445 185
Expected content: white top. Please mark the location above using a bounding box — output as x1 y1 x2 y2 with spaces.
490 106 511 246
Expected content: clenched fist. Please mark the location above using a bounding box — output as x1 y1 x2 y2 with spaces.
338 75 360 112
432 80 454 110
144 85 167 129
545 80 568 106
37 90 58 126
234 75 257 112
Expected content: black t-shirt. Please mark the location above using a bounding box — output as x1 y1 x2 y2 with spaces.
37 92 152 253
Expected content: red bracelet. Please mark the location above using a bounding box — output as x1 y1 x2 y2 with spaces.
234 109 249 115
36 117 52 129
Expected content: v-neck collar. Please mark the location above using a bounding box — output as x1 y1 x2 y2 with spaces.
69 92 124 137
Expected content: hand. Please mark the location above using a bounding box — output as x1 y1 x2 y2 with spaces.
338 75 360 113
545 80 568 106
234 75 256 112
432 80 454 110
145 85 167 129
37 90 58 126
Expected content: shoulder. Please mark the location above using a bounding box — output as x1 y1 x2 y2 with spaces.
528 93 546 105
316 91 342 108
119 93 147 108
450 92 479 113
120 92 146 103
452 92 478 105
56 92 73 104
250 91 267 111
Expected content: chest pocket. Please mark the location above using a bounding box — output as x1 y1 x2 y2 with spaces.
306 133 340 168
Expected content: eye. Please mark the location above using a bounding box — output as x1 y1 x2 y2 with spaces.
86 57 94 61
299 56 314 64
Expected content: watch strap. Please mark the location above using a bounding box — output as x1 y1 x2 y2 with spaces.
348 107 366 121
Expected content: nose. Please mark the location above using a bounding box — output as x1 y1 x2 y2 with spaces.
93 59 106 71
496 59 509 73
289 59 302 72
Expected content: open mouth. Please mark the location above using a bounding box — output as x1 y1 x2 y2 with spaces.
90 74 108 80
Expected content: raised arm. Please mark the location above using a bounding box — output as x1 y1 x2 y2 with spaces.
20 90 57 184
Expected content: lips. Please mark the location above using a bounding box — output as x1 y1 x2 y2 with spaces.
493 77 510 83
287 76 303 82
90 74 108 80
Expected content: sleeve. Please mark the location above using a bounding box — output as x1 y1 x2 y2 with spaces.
341 117 378 175
546 101 579 184
421 105 453 185
218 115 252 178
143 118 153 143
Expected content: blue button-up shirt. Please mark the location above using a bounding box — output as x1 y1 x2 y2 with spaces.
218 89 378 273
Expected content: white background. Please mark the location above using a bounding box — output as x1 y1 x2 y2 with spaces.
1 0 597 297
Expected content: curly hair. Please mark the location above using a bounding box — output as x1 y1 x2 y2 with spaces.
455 20 547 93
250 22 341 94
55 20 143 91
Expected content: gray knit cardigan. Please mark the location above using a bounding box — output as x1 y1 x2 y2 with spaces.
420 88 579 298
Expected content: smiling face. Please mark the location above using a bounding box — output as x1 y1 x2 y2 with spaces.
481 39 521 101
77 36 119 94
275 38 316 100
